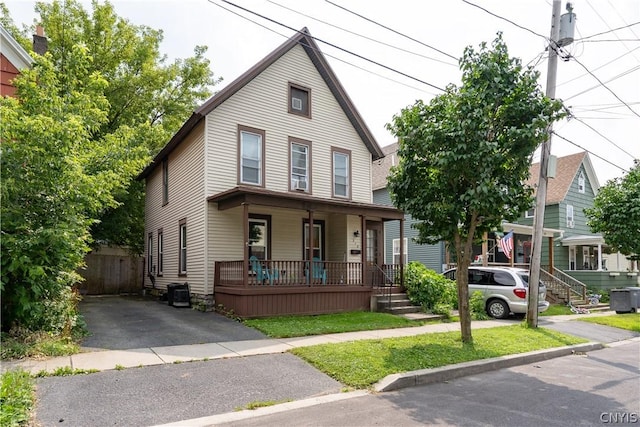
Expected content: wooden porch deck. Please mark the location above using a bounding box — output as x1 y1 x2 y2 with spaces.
214 260 401 317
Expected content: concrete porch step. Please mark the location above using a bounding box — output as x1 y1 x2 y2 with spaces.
381 305 423 315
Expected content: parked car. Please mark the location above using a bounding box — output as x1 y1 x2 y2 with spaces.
443 266 550 319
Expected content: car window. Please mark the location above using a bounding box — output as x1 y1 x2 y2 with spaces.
492 271 516 286
517 273 529 287
468 270 491 285
444 270 456 280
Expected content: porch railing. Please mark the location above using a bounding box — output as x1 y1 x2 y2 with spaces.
216 260 365 287
540 265 587 302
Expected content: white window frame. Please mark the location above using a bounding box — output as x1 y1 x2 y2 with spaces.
147 233 153 274
525 208 535 218
157 229 163 276
240 130 262 185
392 238 408 265
578 171 585 194
179 219 187 275
566 204 574 228
291 142 309 191
333 150 350 198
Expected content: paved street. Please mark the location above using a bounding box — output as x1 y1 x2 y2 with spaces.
207 339 639 427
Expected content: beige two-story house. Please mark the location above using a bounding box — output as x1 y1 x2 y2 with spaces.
139 28 404 317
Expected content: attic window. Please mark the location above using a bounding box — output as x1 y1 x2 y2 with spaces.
289 83 310 118
578 171 585 194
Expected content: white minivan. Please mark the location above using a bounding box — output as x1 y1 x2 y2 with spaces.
443 266 550 319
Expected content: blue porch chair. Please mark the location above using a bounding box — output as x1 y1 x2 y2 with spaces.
306 257 327 285
249 256 278 285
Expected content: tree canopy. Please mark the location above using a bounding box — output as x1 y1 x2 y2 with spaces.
585 162 640 261
0 0 219 332
387 34 564 342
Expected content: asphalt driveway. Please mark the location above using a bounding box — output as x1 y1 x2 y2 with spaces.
79 295 268 351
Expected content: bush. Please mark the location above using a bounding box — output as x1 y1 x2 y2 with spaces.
404 262 457 310
470 291 489 320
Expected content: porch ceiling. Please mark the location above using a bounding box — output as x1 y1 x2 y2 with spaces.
502 222 562 238
207 186 404 220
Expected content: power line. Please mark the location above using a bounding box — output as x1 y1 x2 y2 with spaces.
205 0 436 95
266 0 458 67
567 55 640 118
552 131 631 172
580 39 640 43
215 0 447 92
324 0 458 61
461 0 548 41
575 21 640 41
556 46 640 88
569 114 636 159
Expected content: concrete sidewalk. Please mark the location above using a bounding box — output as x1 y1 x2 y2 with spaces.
4 311 633 376
4 319 515 374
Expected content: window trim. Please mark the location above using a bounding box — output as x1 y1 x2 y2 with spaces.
178 218 187 276
331 147 352 199
392 238 408 265
578 171 585 194
237 125 266 187
288 82 311 118
289 137 312 193
162 158 169 206
147 233 154 274
157 228 163 276
566 204 574 228
524 208 535 219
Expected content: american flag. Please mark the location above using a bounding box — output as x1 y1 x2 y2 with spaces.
498 231 514 259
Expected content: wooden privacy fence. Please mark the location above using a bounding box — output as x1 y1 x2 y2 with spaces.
78 247 144 295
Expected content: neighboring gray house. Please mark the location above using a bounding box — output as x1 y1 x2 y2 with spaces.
372 143 445 272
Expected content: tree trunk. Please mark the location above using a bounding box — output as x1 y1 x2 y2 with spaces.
455 233 474 344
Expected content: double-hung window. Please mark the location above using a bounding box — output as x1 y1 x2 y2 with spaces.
392 238 408 265
566 204 574 228
290 139 310 192
332 148 350 198
179 218 187 275
578 171 585 194
239 126 265 186
157 229 163 276
147 233 153 274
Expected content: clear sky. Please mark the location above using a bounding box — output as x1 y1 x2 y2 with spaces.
5 0 639 185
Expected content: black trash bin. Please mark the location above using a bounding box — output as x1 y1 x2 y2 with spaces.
166 282 190 308
610 287 640 314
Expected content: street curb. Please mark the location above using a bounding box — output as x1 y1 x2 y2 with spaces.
374 342 604 392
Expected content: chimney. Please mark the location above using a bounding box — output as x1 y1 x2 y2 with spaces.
33 25 47 55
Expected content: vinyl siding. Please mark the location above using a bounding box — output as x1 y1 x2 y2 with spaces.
204 44 373 203
374 188 444 272
145 122 207 294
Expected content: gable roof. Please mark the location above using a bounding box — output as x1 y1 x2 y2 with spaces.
0 24 33 71
371 145 599 206
526 151 599 204
372 142 398 190
139 27 383 180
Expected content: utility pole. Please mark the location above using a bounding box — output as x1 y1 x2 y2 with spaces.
528 0 563 327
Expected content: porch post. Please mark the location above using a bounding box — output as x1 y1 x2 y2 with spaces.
243 203 249 287
509 237 514 267
597 243 603 271
399 217 405 288
308 210 314 263
482 232 488 266
361 215 366 285
548 236 554 273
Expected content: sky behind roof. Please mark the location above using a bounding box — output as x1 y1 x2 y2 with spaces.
6 0 639 185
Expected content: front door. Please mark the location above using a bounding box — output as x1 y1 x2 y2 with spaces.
366 221 384 285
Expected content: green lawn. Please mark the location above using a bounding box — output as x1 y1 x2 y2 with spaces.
291 325 587 388
577 313 640 332
243 311 430 338
0 369 35 427
540 304 574 316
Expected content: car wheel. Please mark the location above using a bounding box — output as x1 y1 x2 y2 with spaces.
487 299 510 319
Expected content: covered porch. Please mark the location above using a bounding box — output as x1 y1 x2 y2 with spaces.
208 187 405 317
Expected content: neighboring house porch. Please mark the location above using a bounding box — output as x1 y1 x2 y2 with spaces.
211 186 405 317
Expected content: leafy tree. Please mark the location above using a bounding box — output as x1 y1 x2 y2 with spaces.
1 50 148 331
386 35 564 343
585 161 640 264
21 0 220 253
